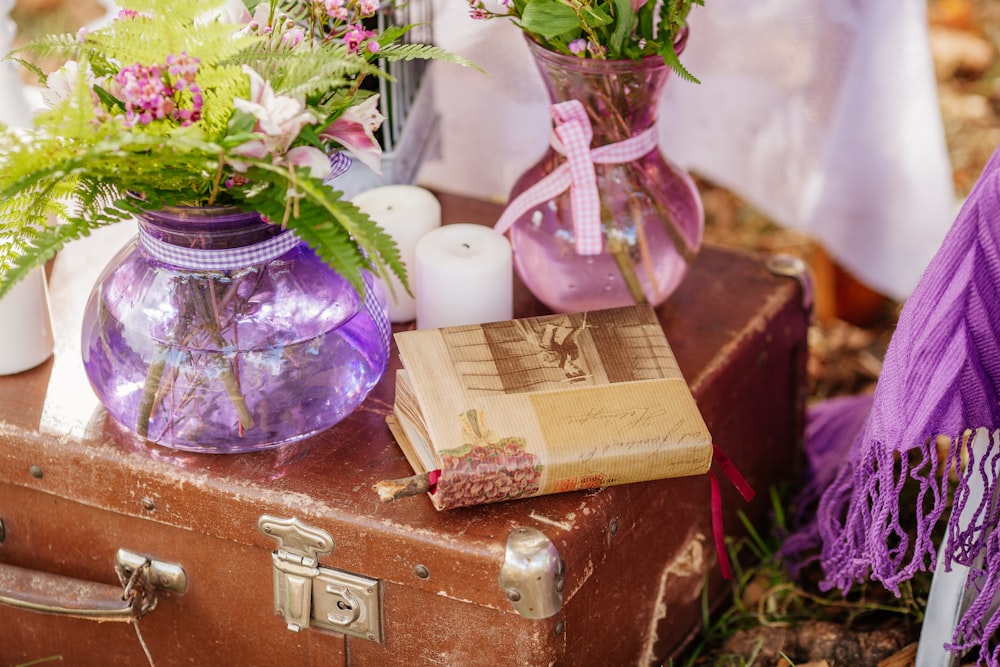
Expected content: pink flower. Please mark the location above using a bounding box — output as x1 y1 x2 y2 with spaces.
115 62 175 126
281 27 306 47
343 24 378 55
286 146 333 180
116 8 153 20
630 0 649 10
568 39 586 55
324 0 349 22
233 66 318 155
229 139 269 172
318 94 384 175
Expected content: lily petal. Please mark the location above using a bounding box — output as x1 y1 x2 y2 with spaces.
319 95 385 175
228 139 268 172
286 146 333 180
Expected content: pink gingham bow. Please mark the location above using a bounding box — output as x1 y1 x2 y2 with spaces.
495 100 658 255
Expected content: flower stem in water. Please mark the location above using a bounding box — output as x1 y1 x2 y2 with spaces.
136 350 167 438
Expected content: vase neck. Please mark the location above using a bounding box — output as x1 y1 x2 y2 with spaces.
137 207 281 250
527 41 671 145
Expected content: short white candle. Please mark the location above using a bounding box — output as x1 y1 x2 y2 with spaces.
352 185 442 323
0 267 55 375
415 223 513 330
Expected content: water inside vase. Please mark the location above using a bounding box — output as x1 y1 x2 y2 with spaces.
82 239 389 453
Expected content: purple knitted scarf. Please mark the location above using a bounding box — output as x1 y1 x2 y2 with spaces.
785 145 1000 664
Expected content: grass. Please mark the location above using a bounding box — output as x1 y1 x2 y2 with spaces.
670 486 931 667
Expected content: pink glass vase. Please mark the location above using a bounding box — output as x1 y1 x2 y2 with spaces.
505 37 704 313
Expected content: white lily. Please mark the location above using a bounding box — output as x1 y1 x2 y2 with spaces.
233 66 317 156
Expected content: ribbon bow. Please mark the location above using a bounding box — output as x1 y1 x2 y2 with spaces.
494 100 658 255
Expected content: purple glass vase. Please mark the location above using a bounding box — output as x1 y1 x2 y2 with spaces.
81 206 390 453
505 36 704 313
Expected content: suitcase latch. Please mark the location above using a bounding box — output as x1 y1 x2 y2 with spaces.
258 515 382 643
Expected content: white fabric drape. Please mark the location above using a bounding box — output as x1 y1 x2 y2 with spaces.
0 0 31 127
421 0 956 301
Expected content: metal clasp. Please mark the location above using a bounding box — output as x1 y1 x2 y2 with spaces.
498 527 565 619
766 253 815 319
258 515 382 643
114 549 188 618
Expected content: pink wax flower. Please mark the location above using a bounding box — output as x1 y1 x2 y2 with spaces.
324 0 349 22
343 24 378 55
115 63 175 126
358 0 380 17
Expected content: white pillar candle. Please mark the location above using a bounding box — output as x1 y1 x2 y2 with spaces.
0 267 55 375
352 185 442 323
415 223 513 330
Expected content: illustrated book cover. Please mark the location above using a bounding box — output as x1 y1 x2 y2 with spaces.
379 305 713 510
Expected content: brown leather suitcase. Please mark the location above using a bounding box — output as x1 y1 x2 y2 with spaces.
0 193 809 666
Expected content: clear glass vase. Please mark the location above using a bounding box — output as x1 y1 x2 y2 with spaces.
505 37 704 313
81 206 390 453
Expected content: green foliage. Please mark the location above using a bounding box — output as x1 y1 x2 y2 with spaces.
377 42 481 69
0 0 466 300
472 0 704 76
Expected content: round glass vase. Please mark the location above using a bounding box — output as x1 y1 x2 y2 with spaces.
505 36 704 313
81 206 391 453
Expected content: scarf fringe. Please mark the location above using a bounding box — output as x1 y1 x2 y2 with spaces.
809 428 1000 665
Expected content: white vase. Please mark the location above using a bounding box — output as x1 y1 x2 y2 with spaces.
0 267 55 375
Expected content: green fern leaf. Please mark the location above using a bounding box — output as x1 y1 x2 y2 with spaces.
377 43 482 72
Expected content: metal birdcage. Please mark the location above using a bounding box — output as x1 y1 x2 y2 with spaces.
335 0 438 197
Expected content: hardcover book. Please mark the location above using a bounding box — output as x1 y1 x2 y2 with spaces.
380 305 713 510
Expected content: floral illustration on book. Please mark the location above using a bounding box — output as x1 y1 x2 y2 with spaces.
433 409 542 509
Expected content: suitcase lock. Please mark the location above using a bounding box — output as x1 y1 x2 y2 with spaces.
259 515 382 643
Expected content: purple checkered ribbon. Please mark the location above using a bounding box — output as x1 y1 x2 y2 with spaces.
326 151 353 182
494 100 658 255
138 226 301 270
362 276 392 351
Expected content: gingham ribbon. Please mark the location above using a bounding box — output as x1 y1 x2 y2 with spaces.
326 150 353 182
495 100 658 255
362 275 392 351
138 226 301 270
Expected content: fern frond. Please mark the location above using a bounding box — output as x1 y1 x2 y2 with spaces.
377 43 482 71
229 160 406 296
658 46 699 84
0 210 111 299
5 32 84 75
231 46 382 100
87 13 258 72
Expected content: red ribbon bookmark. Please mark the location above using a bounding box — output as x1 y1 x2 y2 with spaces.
710 444 756 580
